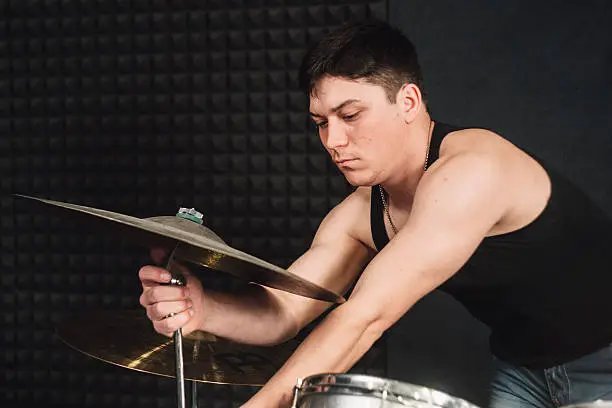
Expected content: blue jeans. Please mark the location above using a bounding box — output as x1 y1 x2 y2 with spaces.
490 343 612 407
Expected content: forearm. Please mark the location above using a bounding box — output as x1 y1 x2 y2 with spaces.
200 284 298 346
243 304 384 407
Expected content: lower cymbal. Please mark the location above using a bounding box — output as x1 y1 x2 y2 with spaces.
57 309 299 386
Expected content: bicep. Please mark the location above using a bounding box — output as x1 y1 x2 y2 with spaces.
347 153 508 329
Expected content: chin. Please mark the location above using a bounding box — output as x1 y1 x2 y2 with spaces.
343 171 377 187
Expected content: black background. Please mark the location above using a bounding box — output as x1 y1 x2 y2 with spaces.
387 1 612 406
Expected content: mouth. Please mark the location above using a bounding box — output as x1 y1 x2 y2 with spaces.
335 158 356 165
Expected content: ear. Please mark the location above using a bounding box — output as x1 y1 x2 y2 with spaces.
396 83 424 123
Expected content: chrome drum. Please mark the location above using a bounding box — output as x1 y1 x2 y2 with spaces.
561 402 612 408
291 374 480 408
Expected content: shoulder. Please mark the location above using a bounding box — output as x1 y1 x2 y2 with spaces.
435 126 547 184
439 127 533 164
328 186 371 214
314 186 376 249
324 186 372 229
426 128 509 182
412 130 517 222
417 126 551 232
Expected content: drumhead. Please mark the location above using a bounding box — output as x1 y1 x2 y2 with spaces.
298 373 479 408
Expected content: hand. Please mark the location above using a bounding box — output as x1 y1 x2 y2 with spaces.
138 248 206 336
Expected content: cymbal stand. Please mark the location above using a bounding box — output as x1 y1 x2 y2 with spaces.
164 246 196 408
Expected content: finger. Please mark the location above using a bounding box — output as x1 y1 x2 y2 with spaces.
153 309 194 335
146 299 193 321
139 265 172 288
140 285 190 307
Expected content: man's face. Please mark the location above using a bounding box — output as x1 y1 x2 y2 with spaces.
309 76 408 186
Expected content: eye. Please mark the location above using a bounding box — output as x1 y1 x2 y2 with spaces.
314 121 328 129
342 112 359 121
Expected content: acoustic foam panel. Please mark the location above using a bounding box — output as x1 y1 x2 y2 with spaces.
1 1 387 407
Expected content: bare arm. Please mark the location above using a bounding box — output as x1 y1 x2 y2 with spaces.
139 191 372 345
242 151 510 407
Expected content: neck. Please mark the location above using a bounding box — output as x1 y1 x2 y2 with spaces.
381 114 434 206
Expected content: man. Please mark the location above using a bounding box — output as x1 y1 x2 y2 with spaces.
138 21 612 407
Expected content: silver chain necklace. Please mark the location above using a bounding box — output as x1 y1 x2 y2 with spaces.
379 121 434 235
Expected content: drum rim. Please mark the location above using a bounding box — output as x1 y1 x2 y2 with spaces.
561 402 612 408
299 373 479 408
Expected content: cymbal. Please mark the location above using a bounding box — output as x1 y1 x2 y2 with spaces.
57 309 299 386
15 194 344 303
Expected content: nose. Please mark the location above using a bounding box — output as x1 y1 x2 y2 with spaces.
321 120 349 150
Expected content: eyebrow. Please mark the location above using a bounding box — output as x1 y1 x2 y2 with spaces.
310 99 361 118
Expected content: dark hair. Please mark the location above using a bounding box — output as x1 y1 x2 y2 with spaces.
298 20 424 103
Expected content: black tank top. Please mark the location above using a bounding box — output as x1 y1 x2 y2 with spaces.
371 122 612 368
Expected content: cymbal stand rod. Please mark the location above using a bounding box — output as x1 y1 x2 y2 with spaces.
190 381 198 408
165 246 187 408
174 328 186 408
